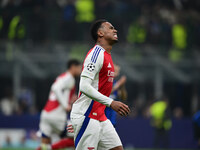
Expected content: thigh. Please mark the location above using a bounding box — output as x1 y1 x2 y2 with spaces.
50 119 66 136
39 117 52 138
98 120 122 150
72 116 101 150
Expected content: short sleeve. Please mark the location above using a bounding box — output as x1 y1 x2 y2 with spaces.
81 46 104 80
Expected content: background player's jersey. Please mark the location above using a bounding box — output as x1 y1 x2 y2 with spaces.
41 72 75 121
71 45 114 121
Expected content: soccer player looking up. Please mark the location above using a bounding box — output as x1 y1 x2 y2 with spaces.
70 19 131 150
38 59 81 150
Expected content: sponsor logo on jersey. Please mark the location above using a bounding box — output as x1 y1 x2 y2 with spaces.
88 147 95 150
107 70 114 77
107 70 114 82
107 62 112 68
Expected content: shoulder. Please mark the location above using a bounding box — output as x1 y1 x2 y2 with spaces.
85 45 105 63
57 72 68 80
57 72 74 83
65 73 75 83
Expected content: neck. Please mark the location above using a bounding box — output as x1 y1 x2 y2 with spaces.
96 41 112 54
68 69 74 77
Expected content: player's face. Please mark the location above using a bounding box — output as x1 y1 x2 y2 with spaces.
100 22 118 44
75 65 82 77
72 65 82 77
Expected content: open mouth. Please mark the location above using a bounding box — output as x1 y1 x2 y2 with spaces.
114 34 118 39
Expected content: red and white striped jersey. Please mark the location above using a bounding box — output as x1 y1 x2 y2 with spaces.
41 72 75 121
71 45 114 121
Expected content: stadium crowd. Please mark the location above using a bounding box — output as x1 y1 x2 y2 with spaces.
0 0 200 49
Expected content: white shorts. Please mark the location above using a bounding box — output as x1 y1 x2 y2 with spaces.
39 116 66 138
71 116 122 150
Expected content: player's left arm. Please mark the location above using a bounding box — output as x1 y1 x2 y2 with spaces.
80 76 113 107
80 49 113 106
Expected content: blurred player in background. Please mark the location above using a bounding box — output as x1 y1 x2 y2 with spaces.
37 59 81 150
105 63 127 126
70 19 130 150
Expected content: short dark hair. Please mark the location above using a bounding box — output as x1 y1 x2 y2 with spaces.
67 59 81 69
90 19 108 42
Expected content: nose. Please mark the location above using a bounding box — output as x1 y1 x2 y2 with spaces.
114 29 117 33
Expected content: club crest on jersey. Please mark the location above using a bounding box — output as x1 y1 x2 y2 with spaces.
87 63 95 72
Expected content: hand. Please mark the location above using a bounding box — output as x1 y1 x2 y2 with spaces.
67 125 74 133
110 101 130 116
66 105 72 112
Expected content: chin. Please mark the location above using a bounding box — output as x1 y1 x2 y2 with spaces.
108 38 118 45
110 40 118 45
113 39 119 43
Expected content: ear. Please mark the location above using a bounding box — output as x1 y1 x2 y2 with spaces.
97 29 104 38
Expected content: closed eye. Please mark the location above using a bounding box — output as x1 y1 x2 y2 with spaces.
110 26 114 30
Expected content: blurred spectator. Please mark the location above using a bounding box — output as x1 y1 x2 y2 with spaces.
172 22 187 50
18 87 37 114
173 107 184 119
0 88 18 115
2 136 12 148
127 16 147 44
63 0 76 21
150 98 172 148
75 0 95 23
7 15 26 41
